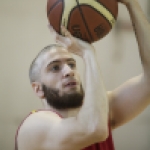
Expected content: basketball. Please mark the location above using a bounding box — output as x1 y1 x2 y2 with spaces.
47 0 118 43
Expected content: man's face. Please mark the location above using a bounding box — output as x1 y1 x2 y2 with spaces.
39 47 84 110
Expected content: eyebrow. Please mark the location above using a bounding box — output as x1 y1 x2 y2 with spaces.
46 58 76 68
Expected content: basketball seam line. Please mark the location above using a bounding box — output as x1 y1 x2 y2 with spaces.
47 0 61 16
81 4 112 28
65 7 76 31
76 0 93 42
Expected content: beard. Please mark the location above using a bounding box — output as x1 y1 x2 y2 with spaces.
42 84 84 110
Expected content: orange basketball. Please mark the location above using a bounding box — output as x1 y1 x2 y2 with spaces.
47 0 118 43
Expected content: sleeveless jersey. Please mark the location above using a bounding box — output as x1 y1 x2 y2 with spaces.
15 110 115 150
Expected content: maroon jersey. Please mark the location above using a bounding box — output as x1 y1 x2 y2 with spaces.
82 125 115 150
15 110 115 150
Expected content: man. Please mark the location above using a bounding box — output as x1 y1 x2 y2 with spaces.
15 0 150 150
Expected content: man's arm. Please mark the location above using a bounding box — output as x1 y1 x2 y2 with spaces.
109 0 150 129
18 27 109 150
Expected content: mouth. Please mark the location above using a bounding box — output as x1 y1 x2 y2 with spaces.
65 81 77 88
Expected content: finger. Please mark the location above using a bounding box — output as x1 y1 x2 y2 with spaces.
56 39 67 48
48 24 60 41
47 24 52 30
48 24 56 33
56 34 71 46
61 26 72 38
47 25 72 46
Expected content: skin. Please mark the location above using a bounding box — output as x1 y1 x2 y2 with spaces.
17 0 150 150
109 0 150 128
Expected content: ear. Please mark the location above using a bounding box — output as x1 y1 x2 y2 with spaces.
31 82 44 99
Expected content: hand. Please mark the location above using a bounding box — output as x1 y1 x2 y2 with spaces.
48 24 95 58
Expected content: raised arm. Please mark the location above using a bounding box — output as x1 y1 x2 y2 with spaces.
18 26 109 150
109 0 150 129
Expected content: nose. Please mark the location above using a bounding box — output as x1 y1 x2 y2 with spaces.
63 64 74 78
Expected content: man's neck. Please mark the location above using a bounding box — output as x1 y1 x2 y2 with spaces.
42 99 81 118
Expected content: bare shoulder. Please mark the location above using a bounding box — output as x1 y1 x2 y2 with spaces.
17 109 103 150
17 111 62 150
19 111 62 132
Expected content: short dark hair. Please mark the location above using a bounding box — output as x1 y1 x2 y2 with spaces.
29 44 63 83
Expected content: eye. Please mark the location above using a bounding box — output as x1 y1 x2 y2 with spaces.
51 65 61 72
68 63 76 69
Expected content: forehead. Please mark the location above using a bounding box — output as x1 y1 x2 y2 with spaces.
42 47 74 66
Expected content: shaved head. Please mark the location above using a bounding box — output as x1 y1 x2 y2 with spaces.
29 44 64 83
